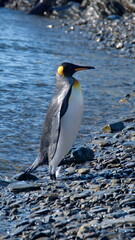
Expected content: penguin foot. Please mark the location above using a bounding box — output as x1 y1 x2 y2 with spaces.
50 173 56 180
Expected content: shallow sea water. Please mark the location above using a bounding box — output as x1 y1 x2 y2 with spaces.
0 8 135 178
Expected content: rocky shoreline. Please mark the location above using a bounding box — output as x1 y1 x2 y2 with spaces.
0 116 135 239
0 1 135 239
1 0 135 58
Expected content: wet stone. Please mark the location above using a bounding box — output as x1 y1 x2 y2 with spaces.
0 179 11 188
72 147 94 162
92 140 112 147
33 230 52 238
102 215 135 226
70 191 90 201
123 140 135 151
14 172 38 181
102 121 125 133
124 124 135 132
129 171 135 178
77 168 90 175
90 206 108 213
30 208 50 218
65 166 76 175
47 193 59 201
115 42 124 49
10 224 30 236
77 223 90 238
120 197 135 207
15 219 30 228
8 181 41 193
102 158 120 167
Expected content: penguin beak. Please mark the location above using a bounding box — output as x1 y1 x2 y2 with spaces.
75 66 95 72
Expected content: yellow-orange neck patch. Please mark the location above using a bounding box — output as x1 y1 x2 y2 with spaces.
57 66 64 76
73 79 81 89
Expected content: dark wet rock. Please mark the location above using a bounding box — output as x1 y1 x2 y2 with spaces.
28 0 54 15
85 0 125 19
0 179 11 188
98 170 114 179
72 147 94 162
47 193 59 201
60 147 94 166
0 0 9 7
90 206 108 213
124 124 135 132
8 181 41 193
15 219 30 228
14 172 38 181
120 197 135 207
110 209 128 218
31 230 52 239
5 0 33 12
9 200 24 209
129 171 135 178
123 117 135 123
102 121 125 133
30 208 51 218
125 161 135 168
102 158 120 168
52 1 81 19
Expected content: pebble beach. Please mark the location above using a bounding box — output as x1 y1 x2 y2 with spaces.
0 1 135 239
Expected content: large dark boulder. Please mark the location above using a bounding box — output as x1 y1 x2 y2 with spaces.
28 0 55 15
0 0 9 7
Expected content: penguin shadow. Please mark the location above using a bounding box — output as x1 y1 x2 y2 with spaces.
14 167 93 183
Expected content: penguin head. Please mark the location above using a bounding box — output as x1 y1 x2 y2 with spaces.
57 62 95 77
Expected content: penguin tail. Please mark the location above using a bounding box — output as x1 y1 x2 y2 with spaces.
25 155 48 174
25 157 39 174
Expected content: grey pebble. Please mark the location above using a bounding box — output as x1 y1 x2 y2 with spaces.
8 181 41 193
11 224 30 236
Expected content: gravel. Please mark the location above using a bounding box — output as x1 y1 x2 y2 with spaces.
0 118 135 240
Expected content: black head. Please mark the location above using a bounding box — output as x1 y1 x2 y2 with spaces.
57 62 95 77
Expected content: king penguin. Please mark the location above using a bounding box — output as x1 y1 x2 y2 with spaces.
25 62 95 180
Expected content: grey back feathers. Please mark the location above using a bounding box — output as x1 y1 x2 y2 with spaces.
39 74 73 164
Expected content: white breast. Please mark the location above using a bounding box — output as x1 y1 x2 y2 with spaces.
50 83 83 175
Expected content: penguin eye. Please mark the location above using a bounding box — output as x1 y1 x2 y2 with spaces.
57 66 64 76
